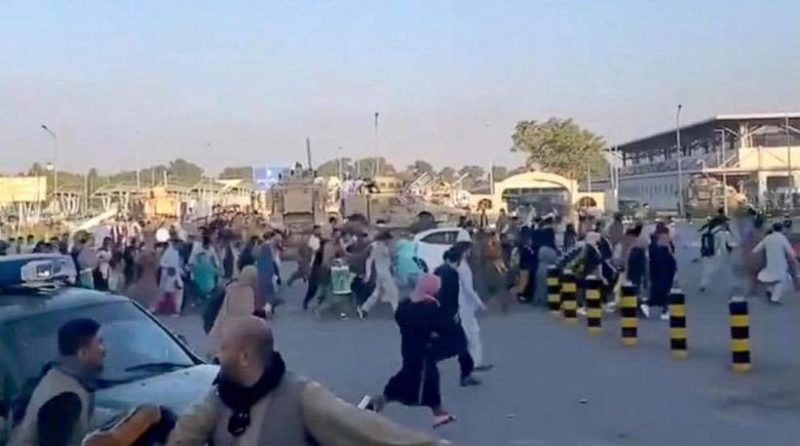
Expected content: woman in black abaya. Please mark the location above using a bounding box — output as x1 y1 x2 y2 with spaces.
359 273 456 429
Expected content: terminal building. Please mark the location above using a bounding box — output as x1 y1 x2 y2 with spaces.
614 113 800 211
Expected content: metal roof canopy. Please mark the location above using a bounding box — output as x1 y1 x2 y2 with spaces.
618 112 800 154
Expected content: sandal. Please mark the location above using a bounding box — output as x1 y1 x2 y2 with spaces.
432 414 456 428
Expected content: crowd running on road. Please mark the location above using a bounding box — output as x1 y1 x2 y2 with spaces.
2 204 799 444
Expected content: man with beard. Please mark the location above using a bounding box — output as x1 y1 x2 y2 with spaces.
10 318 106 446
167 317 448 445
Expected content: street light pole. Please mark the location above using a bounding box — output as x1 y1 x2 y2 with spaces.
40 125 59 198
676 105 684 216
338 146 343 181
787 114 793 190
374 112 380 178
717 129 729 216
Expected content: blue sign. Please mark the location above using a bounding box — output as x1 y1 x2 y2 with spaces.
253 166 288 191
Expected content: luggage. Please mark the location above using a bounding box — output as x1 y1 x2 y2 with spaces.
330 259 353 295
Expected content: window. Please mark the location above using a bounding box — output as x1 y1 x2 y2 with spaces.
420 230 460 245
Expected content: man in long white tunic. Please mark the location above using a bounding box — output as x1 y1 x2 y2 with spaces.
453 241 492 371
358 232 399 318
700 220 738 293
753 222 796 304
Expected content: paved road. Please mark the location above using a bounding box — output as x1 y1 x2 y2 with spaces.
161 223 800 445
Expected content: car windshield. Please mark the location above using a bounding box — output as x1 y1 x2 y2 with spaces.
0 301 196 393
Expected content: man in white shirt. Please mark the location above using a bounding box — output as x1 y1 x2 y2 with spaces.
753 222 797 304
700 218 737 293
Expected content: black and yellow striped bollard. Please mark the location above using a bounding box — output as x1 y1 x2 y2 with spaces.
585 275 603 334
668 289 688 359
729 296 752 373
546 266 561 316
560 270 578 324
620 283 638 346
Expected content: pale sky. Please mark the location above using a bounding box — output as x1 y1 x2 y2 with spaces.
1 0 798 175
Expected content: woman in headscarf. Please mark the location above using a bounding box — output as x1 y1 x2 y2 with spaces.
359 274 456 428
207 265 258 359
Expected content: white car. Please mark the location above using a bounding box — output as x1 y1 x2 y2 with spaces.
412 227 471 272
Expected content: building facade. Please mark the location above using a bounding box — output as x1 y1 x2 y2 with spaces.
616 113 800 211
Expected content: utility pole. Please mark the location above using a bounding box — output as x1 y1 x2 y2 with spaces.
676 104 684 216
719 129 729 216
40 125 59 198
374 112 380 177
338 146 344 181
787 113 793 190
306 137 313 170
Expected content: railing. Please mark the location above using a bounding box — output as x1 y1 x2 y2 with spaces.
621 152 740 176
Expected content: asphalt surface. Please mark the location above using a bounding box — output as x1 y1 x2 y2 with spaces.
161 222 800 446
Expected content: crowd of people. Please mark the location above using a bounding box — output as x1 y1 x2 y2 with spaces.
3 204 799 444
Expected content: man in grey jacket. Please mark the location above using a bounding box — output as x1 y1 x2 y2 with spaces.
167 316 449 446
11 318 106 446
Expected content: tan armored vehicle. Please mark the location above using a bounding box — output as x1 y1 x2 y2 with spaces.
342 191 464 233
685 175 746 215
270 170 327 257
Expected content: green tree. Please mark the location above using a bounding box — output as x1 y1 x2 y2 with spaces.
220 166 255 180
351 157 395 178
27 163 45 176
407 160 435 176
491 165 509 182
458 165 485 180
316 158 351 177
439 166 456 182
511 118 608 181
167 158 204 184
87 168 101 195
457 165 486 190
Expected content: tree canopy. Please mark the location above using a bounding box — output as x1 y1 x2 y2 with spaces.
407 160 435 176
491 165 509 182
220 166 255 180
511 117 608 181
16 157 514 193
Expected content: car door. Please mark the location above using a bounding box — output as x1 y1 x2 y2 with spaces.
413 228 468 271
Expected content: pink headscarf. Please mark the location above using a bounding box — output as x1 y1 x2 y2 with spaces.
412 274 441 304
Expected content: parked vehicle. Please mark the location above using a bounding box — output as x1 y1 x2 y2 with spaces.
412 227 471 272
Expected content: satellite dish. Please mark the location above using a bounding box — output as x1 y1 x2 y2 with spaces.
155 228 170 243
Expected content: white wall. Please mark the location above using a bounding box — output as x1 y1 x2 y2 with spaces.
618 172 694 211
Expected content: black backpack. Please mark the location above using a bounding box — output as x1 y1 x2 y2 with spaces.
700 231 715 257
